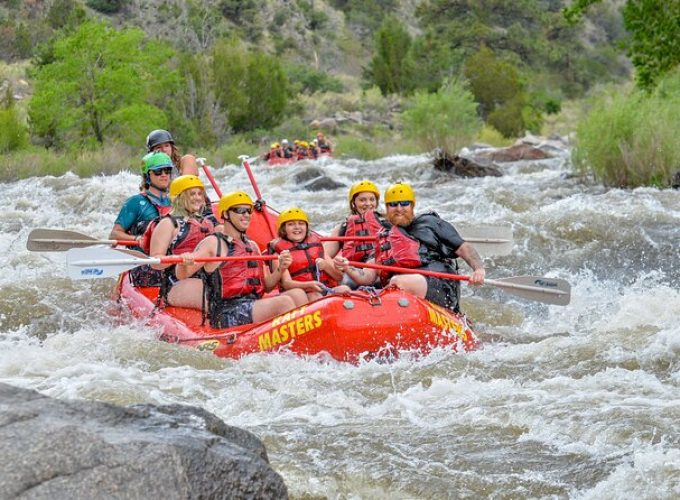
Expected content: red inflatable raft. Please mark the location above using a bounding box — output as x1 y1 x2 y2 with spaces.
266 152 332 166
112 203 478 363
114 278 476 363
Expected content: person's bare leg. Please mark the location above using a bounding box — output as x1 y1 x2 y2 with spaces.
252 296 296 322
389 274 427 298
282 288 308 306
167 278 204 309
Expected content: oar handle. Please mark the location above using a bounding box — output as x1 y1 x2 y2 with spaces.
348 261 470 282
160 255 277 265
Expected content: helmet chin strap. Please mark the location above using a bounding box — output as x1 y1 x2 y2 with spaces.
225 213 247 235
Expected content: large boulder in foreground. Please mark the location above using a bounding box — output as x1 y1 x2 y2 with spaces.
0 383 287 499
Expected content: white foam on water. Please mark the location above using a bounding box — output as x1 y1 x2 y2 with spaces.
1 151 679 498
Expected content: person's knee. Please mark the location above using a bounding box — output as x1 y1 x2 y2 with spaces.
390 274 426 297
288 288 308 305
389 275 406 288
279 295 297 312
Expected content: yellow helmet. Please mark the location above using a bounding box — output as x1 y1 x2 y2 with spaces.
169 175 204 200
277 207 309 230
348 180 380 203
384 182 416 205
218 191 254 217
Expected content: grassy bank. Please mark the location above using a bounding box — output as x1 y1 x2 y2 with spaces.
573 76 680 188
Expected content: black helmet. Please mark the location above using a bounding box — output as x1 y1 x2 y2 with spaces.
146 129 174 152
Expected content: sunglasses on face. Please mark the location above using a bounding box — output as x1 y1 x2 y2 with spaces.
150 167 173 175
387 201 411 208
229 206 253 215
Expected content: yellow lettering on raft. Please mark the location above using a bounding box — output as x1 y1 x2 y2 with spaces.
426 305 466 340
258 311 324 351
271 305 308 327
271 328 281 346
258 333 271 351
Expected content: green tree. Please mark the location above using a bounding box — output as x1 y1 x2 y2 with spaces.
176 51 219 147
364 16 414 96
402 30 460 94
28 21 180 149
212 39 289 132
463 46 522 119
565 0 680 89
0 86 28 153
285 64 344 95
402 79 481 155
462 46 542 137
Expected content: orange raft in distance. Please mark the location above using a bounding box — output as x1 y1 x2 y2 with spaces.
266 151 332 166
113 204 478 363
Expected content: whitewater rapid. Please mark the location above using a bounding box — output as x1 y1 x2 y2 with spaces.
1 149 679 499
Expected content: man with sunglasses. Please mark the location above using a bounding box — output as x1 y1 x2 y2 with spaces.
175 191 308 328
334 182 485 313
109 152 174 285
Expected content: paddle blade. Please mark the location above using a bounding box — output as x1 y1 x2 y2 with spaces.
485 275 571 306
27 228 99 251
66 247 152 280
458 224 513 257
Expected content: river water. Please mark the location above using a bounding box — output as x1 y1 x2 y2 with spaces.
1 147 679 499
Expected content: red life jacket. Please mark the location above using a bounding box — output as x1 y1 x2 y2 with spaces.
170 218 215 255
376 226 423 285
269 233 337 287
341 210 384 262
130 192 172 237
139 215 215 256
210 233 266 300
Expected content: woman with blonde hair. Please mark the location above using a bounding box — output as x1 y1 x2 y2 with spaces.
148 175 220 308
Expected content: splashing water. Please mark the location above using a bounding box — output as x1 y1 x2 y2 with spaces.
1 150 679 498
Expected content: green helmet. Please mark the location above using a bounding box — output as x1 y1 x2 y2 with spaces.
141 152 173 175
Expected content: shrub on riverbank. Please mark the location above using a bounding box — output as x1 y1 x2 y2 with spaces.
0 144 138 182
402 80 481 155
573 75 680 187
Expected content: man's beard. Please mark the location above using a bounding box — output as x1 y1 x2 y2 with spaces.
388 211 414 227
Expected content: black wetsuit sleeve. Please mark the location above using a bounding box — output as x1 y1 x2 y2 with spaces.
410 213 464 259
434 217 464 254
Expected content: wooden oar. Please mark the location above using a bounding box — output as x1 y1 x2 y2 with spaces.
27 228 138 252
66 247 276 280
348 261 571 306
